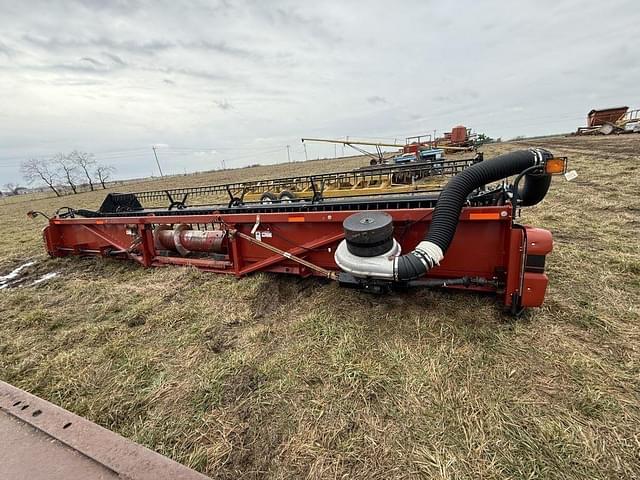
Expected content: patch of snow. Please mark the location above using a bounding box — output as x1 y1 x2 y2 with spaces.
31 272 59 285
0 261 36 283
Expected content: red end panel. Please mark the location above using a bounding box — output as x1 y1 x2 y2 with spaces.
43 222 73 258
525 227 553 256
521 273 549 307
521 227 553 307
503 226 525 309
42 225 58 257
46 220 146 258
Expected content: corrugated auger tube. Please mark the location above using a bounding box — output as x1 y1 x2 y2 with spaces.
394 148 553 281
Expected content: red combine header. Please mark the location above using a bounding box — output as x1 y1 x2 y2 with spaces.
34 149 567 314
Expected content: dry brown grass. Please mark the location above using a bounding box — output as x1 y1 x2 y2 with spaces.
1 136 639 479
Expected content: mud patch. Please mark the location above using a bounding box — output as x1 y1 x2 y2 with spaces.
214 366 289 479
127 316 146 327
221 366 266 405
202 325 237 354
250 275 320 320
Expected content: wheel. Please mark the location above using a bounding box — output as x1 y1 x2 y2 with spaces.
260 192 278 204
278 190 297 203
228 197 243 207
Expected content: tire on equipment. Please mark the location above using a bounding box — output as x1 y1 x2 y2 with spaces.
260 192 278 204
278 190 297 203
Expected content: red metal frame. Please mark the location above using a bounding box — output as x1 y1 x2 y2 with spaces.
43 205 553 310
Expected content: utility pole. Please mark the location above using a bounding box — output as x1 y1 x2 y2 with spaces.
303 143 308 161
286 145 291 163
152 146 164 177
334 144 337 158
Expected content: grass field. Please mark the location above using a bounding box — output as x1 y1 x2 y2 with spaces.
1 135 639 479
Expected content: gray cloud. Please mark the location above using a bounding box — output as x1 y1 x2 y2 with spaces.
181 40 258 59
23 34 174 55
434 89 480 104
214 99 234 110
268 7 342 44
44 63 111 74
0 0 637 183
102 52 127 65
49 77 107 86
80 56 104 67
152 65 235 83
0 41 15 57
367 96 388 105
75 0 145 13
22 34 259 60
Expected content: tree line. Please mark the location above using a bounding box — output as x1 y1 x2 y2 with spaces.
20 151 116 197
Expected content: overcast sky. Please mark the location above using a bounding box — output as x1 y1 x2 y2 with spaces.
0 0 638 184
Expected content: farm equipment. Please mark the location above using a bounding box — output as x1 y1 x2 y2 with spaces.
440 125 477 147
97 157 481 209
35 149 567 313
301 134 474 165
576 106 640 135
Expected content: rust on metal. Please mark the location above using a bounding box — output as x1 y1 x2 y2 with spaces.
0 380 210 480
587 106 628 127
155 224 227 256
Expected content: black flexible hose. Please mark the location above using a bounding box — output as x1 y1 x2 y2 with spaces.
518 171 552 206
395 148 553 281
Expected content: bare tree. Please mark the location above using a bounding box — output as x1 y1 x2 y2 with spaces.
54 153 80 194
69 150 96 191
4 183 24 195
20 158 61 197
95 164 115 189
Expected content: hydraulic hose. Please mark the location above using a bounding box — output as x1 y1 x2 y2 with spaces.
394 148 553 281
